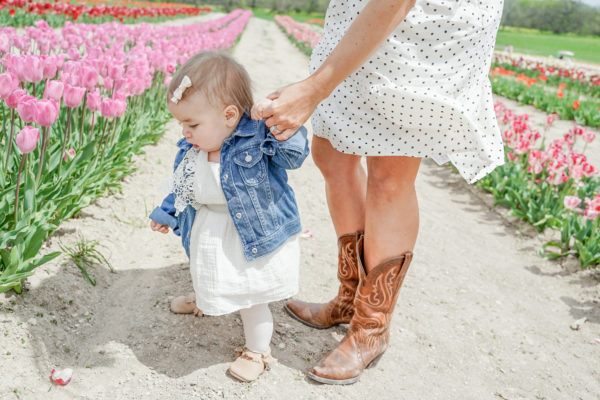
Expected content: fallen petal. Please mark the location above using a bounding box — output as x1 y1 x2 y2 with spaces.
50 368 73 385
300 229 312 239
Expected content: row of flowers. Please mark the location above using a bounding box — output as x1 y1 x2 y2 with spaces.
0 10 252 293
0 0 209 26
493 52 600 98
477 102 599 268
274 15 322 56
490 71 600 128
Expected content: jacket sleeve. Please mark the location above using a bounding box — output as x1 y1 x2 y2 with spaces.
260 125 310 170
148 138 192 236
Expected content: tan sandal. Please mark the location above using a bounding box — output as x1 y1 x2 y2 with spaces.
228 347 276 382
170 293 203 316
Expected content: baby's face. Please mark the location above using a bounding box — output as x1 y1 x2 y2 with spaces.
168 91 238 153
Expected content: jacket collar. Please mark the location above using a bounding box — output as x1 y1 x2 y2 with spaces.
231 113 258 138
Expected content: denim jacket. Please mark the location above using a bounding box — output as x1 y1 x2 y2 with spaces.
149 114 310 261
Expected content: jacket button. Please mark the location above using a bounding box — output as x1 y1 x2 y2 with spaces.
245 154 252 162
252 248 258 254
235 213 242 219
223 173 228 180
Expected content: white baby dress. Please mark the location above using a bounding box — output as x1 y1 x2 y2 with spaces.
310 0 505 183
170 148 299 316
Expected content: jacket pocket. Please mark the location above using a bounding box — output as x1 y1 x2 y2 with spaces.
233 147 267 186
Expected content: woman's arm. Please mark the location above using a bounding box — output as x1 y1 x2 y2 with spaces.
257 0 417 140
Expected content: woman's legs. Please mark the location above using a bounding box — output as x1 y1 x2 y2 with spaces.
239 303 273 353
283 137 366 328
364 156 421 272
311 136 366 236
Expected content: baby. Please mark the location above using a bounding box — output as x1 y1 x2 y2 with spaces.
149 51 309 382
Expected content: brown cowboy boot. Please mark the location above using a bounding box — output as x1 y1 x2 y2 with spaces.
284 231 362 329
308 236 413 385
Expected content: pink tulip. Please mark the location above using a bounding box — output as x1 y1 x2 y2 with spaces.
35 99 59 127
163 76 172 87
103 77 114 91
546 114 558 127
43 56 59 80
24 55 44 83
0 73 19 99
583 131 596 144
5 89 27 109
63 148 76 161
564 196 581 210
17 97 37 123
15 126 40 154
100 98 119 118
80 66 99 90
87 90 101 111
63 84 86 108
584 197 600 220
114 99 127 117
43 80 64 101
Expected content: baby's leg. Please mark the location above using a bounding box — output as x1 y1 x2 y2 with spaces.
228 303 275 382
239 303 273 353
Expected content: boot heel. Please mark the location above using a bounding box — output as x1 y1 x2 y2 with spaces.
366 351 385 369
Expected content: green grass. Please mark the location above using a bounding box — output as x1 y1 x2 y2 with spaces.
250 7 324 22
495 26 600 65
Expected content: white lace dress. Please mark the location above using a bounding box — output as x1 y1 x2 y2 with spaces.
170 148 300 316
310 0 505 183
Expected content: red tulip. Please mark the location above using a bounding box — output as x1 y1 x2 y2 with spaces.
573 100 580 110
16 126 40 154
63 84 86 108
43 80 64 101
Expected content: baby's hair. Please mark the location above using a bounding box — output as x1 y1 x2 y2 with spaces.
168 51 253 115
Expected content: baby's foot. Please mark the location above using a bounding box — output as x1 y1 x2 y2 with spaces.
228 347 276 382
170 293 203 316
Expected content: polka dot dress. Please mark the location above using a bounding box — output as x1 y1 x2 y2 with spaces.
310 0 505 183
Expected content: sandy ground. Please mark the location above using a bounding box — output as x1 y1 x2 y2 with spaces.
1 16 600 400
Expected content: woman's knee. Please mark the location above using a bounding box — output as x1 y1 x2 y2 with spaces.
312 136 361 179
366 156 420 195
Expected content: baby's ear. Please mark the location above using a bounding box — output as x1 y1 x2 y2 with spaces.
224 105 240 127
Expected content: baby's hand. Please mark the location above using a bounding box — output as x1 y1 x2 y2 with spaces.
150 220 169 234
251 98 273 120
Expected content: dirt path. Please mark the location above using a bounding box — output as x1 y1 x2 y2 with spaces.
1 16 599 400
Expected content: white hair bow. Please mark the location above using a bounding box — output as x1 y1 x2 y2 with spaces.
171 75 192 104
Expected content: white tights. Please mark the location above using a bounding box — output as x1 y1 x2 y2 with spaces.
239 303 273 354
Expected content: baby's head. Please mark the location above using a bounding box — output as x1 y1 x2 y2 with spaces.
167 51 253 152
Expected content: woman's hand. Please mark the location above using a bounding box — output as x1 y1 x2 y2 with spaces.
252 78 325 141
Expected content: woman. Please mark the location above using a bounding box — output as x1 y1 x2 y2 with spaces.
254 0 505 385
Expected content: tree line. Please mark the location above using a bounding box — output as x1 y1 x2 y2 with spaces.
501 0 600 35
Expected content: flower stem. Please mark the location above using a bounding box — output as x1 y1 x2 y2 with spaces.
4 109 16 171
88 113 96 142
59 107 73 173
79 95 87 147
36 126 49 185
14 153 27 224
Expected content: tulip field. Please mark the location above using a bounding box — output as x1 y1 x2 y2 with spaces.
0 0 210 27
0 9 252 293
1 9 599 297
